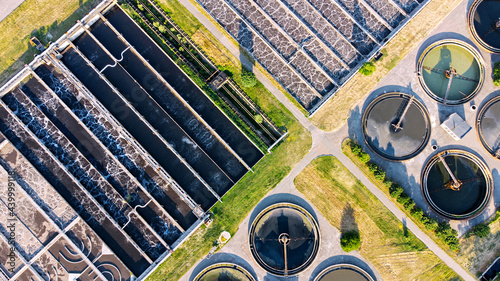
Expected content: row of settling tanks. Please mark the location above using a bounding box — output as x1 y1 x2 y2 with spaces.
193 203 375 280
190 1 499 279
362 0 500 221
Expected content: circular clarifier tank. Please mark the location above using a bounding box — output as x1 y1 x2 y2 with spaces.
421 150 493 220
193 263 255 281
248 203 320 276
314 264 375 281
417 40 485 105
469 0 500 53
362 92 431 161
477 95 500 159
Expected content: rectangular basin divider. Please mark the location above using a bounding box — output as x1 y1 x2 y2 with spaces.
44 52 205 220
346 0 393 30
66 41 223 204
309 0 380 44
261 0 360 66
385 0 408 16
221 0 344 80
98 14 257 173
28 67 185 234
0 99 154 265
12 87 173 252
273 0 362 61
0 230 46 281
77 23 237 186
7 87 167 257
212 0 325 96
0 148 116 281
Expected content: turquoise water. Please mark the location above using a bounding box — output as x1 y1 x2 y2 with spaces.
421 44 480 102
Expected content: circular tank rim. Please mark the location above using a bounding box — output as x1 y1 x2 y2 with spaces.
468 0 500 53
362 92 431 161
420 150 493 220
192 262 256 281
248 202 321 277
476 95 500 159
416 39 485 105
313 263 375 281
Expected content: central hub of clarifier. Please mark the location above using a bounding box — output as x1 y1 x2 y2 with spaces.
421 150 493 220
249 203 320 277
468 0 500 53
362 92 431 161
417 40 485 105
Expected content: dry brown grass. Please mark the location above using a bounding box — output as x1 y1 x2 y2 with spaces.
295 156 460 281
311 0 464 131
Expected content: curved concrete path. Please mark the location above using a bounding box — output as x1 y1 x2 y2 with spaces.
177 0 477 280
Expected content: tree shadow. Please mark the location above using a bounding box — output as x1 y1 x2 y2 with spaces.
340 203 359 235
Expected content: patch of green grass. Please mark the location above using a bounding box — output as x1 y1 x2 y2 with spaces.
295 156 460 281
384 55 401 71
0 0 101 84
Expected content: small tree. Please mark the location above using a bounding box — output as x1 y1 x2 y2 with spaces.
473 223 490 238
350 142 362 156
340 231 361 252
389 184 403 198
359 62 376 76
158 25 167 33
241 69 257 88
254 114 263 124
494 62 500 87
411 207 424 220
358 152 371 163
396 193 410 205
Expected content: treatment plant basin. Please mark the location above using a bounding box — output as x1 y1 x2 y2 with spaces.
477 95 500 159
362 92 431 161
417 40 484 105
248 203 320 277
421 150 493 220
314 264 375 281
193 263 255 281
469 0 500 53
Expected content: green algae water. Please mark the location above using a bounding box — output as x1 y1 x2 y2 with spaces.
420 43 482 104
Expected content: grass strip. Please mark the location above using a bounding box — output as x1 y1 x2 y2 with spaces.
295 156 461 281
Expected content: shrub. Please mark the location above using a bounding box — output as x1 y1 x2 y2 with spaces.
374 169 385 181
424 218 439 231
241 69 257 88
403 199 415 211
153 21 160 28
494 62 500 87
473 223 490 238
359 62 376 76
389 184 403 199
383 178 393 189
350 142 362 156
340 231 361 252
158 25 167 33
138 4 144 10
396 193 410 205
411 207 424 220
368 162 378 173
358 152 371 163
254 114 263 124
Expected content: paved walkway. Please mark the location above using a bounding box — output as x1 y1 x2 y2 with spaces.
178 0 476 280
0 0 24 23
